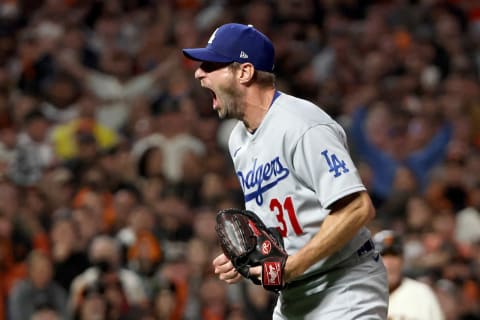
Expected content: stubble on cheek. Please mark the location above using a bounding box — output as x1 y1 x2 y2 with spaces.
218 83 243 120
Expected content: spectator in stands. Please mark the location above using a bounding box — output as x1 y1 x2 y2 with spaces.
39 166 75 211
8 250 68 320
350 104 452 203
117 204 162 287
8 109 55 186
30 304 61 320
373 230 444 320
455 182 480 245
49 216 90 292
69 235 147 313
149 279 182 320
57 43 179 130
132 99 206 185
73 282 108 320
51 94 118 162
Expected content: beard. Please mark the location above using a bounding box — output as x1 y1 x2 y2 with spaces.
216 79 243 120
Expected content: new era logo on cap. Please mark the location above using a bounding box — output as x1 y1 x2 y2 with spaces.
182 23 275 72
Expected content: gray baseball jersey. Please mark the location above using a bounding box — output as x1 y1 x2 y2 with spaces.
228 92 388 319
229 91 370 278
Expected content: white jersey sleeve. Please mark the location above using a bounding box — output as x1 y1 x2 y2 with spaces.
292 122 365 209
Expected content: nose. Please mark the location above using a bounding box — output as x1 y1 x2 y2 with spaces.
195 67 206 80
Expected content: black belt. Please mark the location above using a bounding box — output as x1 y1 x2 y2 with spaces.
356 239 375 257
284 239 375 290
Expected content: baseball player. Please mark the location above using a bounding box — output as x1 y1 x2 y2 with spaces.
183 23 388 319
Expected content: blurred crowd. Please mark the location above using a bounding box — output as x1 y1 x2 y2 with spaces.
0 0 479 319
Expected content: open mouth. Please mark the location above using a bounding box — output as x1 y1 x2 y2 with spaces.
206 87 218 110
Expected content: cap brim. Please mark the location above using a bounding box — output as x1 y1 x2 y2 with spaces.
182 48 232 63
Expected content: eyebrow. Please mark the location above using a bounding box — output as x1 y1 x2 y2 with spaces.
199 61 232 72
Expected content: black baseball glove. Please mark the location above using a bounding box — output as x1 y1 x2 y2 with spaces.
215 208 288 292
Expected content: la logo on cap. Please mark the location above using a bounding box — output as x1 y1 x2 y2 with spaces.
208 28 218 44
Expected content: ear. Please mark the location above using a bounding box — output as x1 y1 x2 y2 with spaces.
237 63 255 84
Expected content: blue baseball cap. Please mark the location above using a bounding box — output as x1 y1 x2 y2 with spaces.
182 23 275 73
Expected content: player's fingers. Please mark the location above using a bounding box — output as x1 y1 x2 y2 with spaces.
218 268 236 278
249 266 262 277
212 254 241 283
249 266 262 282
214 258 235 275
223 272 243 284
212 253 229 267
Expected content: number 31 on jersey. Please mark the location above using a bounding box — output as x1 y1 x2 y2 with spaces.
270 196 303 237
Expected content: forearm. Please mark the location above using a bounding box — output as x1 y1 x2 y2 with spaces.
284 191 375 281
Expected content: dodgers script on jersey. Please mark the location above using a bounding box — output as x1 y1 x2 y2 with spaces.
228 92 371 278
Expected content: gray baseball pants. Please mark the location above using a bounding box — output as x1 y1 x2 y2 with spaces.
273 250 388 319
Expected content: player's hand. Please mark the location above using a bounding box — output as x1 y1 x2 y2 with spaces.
248 265 262 282
212 253 242 284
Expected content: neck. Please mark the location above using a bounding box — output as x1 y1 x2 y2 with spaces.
389 278 403 293
242 86 276 132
